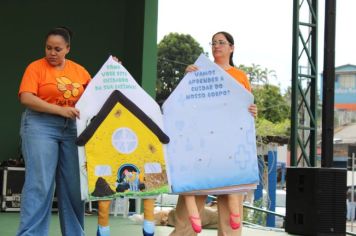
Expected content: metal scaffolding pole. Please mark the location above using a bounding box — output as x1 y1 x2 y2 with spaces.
291 0 318 167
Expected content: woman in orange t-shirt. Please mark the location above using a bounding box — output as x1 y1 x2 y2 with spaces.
170 32 257 236
17 27 90 236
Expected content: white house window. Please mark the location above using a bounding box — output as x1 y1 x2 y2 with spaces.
339 74 355 89
112 127 138 154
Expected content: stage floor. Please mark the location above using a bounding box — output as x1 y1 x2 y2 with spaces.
0 212 291 236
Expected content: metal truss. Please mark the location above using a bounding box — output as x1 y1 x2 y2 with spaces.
291 0 318 167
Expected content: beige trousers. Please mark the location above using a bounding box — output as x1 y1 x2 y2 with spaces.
169 195 243 236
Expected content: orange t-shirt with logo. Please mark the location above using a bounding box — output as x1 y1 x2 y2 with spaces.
19 58 91 107
226 67 251 92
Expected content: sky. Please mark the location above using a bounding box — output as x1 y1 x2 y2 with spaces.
157 0 356 93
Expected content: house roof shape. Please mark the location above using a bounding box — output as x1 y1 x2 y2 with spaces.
76 90 169 146
335 64 356 73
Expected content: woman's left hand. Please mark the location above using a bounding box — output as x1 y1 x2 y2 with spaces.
248 104 257 118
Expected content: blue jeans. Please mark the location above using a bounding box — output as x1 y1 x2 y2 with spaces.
17 109 85 236
347 200 356 221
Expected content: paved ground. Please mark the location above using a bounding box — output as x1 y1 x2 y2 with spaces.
156 224 289 236
334 123 356 143
347 220 356 234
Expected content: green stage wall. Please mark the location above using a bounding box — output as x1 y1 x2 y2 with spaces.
0 0 158 162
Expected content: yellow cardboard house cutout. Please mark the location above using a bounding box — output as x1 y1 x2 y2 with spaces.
76 90 169 199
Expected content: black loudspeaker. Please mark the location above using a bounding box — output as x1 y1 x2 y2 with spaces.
285 167 346 236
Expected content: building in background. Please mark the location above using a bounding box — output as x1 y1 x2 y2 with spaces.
317 64 356 167
334 64 356 126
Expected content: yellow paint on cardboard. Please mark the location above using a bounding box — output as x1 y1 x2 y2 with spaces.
85 102 165 194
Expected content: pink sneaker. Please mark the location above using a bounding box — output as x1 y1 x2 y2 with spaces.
230 213 241 230
189 215 202 233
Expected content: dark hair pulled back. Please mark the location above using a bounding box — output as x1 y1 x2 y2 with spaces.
46 26 73 46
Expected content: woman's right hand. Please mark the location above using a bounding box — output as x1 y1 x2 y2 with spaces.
20 92 79 119
185 64 199 73
59 106 80 119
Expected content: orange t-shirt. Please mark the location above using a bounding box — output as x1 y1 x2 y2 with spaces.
226 67 251 92
19 58 91 107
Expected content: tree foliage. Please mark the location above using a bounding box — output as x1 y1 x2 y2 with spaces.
252 84 291 137
253 84 290 123
156 33 204 103
256 118 290 137
238 64 276 85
